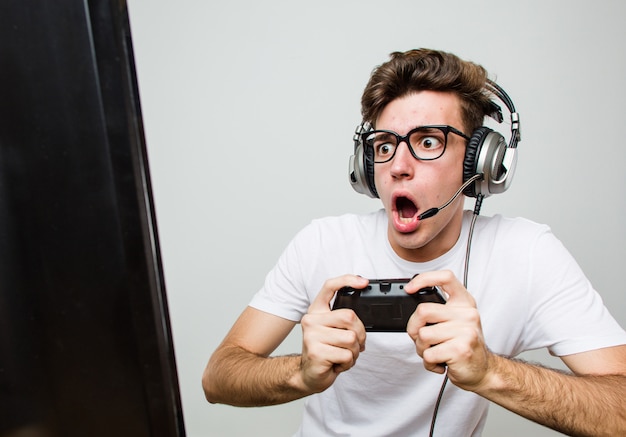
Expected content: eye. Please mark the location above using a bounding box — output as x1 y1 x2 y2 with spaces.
420 136 443 150
366 132 397 160
375 142 394 158
410 129 445 155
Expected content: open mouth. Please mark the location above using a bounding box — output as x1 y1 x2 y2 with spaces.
396 196 418 223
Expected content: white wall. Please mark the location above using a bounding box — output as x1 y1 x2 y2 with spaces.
126 1 626 435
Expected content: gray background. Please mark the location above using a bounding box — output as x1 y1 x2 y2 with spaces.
127 1 626 435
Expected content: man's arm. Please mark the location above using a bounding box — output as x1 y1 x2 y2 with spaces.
202 275 368 407
407 270 626 437
474 346 626 437
202 307 304 406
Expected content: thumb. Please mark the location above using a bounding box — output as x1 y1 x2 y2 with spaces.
407 270 474 307
309 275 369 314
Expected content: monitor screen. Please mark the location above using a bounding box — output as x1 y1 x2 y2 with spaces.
0 1 185 436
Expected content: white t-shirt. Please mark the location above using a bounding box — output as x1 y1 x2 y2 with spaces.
249 210 626 436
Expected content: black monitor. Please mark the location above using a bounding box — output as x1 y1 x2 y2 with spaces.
0 1 185 436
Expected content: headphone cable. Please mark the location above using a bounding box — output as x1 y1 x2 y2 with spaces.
428 193 484 437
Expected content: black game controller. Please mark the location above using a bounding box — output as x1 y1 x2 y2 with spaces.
331 279 446 332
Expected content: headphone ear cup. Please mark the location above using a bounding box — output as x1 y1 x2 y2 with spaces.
349 144 378 198
364 145 378 198
464 126 514 198
463 127 492 198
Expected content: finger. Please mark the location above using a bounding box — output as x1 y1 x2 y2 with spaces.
332 309 367 352
413 311 486 375
302 301 368 355
410 319 455 371
411 306 481 348
327 328 364 372
308 275 369 314
406 302 448 338
306 323 363 357
308 340 360 375
422 344 448 374
302 315 365 372
406 270 475 307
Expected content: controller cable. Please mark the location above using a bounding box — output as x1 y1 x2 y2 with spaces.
428 193 484 437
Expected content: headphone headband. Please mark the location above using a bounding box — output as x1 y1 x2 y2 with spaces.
486 79 521 148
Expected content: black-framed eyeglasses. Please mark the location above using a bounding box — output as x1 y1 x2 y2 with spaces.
362 125 471 163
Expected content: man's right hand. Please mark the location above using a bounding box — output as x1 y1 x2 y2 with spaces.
296 275 368 394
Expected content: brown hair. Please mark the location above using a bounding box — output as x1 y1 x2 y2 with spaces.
361 48 494 133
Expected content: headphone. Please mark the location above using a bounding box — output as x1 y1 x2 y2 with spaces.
348 80 521 199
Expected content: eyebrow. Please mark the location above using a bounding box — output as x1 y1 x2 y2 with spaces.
411 126 444 134
371 131 396 141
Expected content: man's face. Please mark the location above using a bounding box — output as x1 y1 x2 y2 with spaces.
373 91 468 262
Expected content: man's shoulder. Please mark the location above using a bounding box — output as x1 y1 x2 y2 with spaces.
475 212 551 236
308 209 386 231
470 213 556 256
288 210 386 252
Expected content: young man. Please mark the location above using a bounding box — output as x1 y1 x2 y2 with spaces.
203 49 626 436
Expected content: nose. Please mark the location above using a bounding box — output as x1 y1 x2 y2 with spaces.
389 141 415 179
